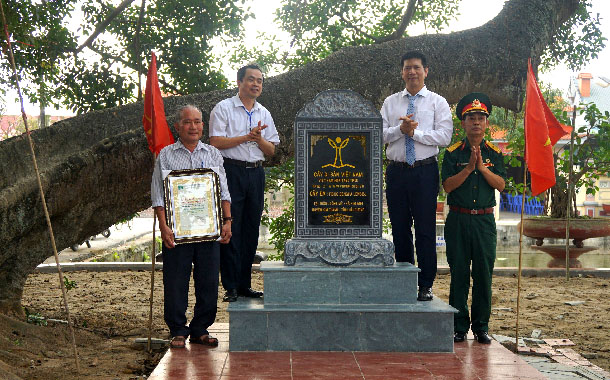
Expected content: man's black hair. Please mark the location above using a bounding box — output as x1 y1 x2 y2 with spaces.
400 51 428 68
237 64 264 82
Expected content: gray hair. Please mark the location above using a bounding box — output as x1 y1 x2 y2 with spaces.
175 104 202 122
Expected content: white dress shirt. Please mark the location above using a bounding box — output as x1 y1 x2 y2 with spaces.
208 94 280 162
151 139 231 208
381 86 453 162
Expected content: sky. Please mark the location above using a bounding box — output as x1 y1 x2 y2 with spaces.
4 0 609 116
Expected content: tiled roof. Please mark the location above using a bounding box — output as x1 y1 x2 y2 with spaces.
585 78 610 113
489 125 573 141
574 75 610 113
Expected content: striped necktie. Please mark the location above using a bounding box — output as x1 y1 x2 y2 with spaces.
405 94 419 165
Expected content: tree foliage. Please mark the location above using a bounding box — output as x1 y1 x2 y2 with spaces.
541 0 607 71
0 0 247 114
1 0 606 116
232 0 606 75
238 0 460 71
554 102 610 217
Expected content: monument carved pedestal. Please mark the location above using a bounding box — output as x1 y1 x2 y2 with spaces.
228 90 456 352
284 238 395 266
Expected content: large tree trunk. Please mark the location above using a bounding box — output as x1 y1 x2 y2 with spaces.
0 0 580 315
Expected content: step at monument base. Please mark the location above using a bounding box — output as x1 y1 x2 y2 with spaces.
229 298 456 352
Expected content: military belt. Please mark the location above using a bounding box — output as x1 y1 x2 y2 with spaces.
449 206 494 215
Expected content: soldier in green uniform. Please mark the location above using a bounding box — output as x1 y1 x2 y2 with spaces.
441 92 506 344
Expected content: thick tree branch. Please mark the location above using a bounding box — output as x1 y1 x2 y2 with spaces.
73 0 136 55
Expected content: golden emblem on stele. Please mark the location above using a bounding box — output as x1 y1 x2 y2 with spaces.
323 137 355 169
323 213 353 224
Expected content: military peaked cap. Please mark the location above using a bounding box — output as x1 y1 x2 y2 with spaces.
456 92 492 120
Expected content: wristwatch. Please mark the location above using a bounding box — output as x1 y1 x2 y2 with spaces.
223 217 233 223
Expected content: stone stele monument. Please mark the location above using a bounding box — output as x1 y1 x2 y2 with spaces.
229 90 455 352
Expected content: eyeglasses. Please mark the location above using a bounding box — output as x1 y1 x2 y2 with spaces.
181 119 203 126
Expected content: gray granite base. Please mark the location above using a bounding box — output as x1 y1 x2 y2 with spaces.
284 238 395 266
262 261 419 305
228 298 456 352
228 261 457 352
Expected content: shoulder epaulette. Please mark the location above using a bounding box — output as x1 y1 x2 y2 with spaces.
485 140 502 154
447 141 463 152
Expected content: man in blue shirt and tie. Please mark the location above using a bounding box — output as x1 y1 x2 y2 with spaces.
381 51 453 301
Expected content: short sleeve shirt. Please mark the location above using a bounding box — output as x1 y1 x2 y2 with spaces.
441 139 507 209
208 95 280 162
150 139 231 208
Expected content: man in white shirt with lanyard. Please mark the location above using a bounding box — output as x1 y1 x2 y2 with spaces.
381 51 453 302
209 64 280 302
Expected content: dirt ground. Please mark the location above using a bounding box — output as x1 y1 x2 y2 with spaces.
0 270 606 379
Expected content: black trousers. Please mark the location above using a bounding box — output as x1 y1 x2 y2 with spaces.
162 241 219 338
385 161 439 288
220 163 265 291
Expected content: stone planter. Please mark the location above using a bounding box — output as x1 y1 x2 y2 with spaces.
529 245 595 268
519 218 610 247
518 218 610 268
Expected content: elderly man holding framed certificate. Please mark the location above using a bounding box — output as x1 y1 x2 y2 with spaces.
151 105 232 349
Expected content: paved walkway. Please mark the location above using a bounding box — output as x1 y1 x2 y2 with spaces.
148 325 547 380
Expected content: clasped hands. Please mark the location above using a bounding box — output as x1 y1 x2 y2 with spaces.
399 114 418 137
246 120 268 143
466 145 486 172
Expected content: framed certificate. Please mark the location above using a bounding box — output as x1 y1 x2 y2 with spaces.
163 169 222 244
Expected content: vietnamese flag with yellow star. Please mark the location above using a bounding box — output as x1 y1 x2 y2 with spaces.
524 59 571 196
142 52 174 156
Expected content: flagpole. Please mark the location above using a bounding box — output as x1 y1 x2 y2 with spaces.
142 50 174 353
147 154 157 353
515 65 530 351
515 157 528 351
564 103 577 280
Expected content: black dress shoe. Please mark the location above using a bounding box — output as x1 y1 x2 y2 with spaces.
453 332 466 343
223 289 238 302
238 288 263 298
417 287 433 301
473 331 492 344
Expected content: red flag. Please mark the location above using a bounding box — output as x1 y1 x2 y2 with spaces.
143 52 174 156
524 59 571 196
